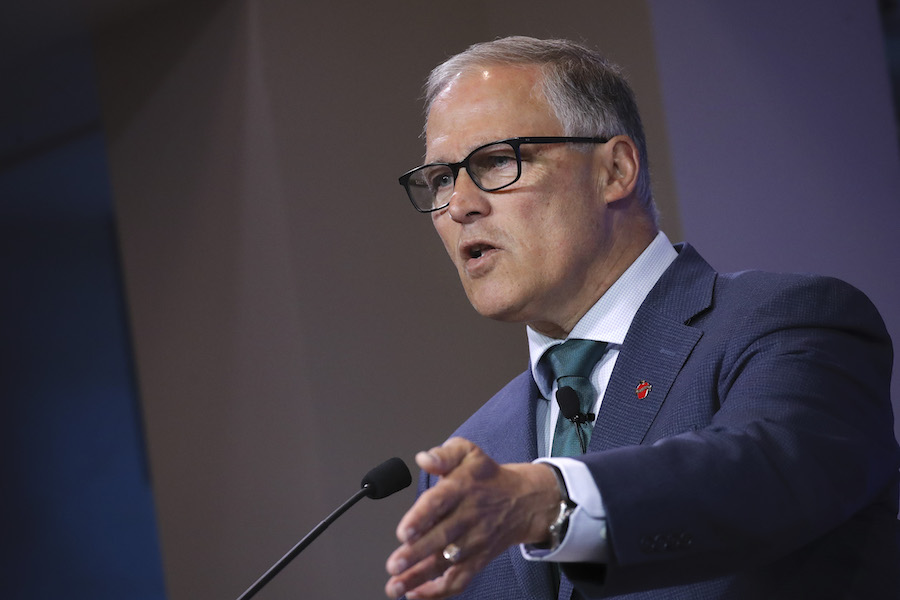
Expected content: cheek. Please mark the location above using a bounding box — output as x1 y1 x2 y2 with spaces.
523 210 603 283
516 205 580 257
432 217 457 258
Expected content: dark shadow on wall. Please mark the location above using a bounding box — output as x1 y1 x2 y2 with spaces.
881 0 900 147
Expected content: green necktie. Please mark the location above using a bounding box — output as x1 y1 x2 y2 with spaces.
542 339 608 456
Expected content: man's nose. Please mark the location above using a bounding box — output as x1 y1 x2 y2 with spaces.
447 170 491 223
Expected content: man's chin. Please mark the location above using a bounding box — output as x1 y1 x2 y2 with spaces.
466 294 526 324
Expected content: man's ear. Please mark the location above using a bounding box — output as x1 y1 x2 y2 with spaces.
598 135 640 204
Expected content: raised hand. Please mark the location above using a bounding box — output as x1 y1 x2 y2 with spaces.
385 437 560 599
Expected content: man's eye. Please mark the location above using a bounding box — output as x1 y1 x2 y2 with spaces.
419 167 453 192
489 155 516 169
474 153 517 172
430 173 453 189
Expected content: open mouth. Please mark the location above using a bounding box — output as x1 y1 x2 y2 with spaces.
466 243 496 260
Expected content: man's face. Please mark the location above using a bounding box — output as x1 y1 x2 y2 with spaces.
426 65 617 337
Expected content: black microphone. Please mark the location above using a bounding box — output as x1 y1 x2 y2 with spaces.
557 386 594 453
557 386 595 424
361 457 413 499
236 457 411 600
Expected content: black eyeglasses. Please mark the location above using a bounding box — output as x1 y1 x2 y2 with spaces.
398 136 609 213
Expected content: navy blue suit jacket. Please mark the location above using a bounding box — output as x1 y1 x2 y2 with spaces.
422 243 900 599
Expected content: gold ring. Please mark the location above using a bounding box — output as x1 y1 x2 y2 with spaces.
442 543 461 564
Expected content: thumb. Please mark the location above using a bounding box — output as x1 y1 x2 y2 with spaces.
416 437 476 476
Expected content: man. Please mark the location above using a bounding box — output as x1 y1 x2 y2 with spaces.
384 36 900 600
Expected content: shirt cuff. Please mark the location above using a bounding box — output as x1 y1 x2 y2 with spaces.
520 457 609 563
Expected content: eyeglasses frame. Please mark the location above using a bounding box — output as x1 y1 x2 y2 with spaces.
398 136 610 213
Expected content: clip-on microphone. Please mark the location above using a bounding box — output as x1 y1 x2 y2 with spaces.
557 386 595 453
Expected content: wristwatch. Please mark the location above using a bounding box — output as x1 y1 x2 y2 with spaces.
545 464 577 550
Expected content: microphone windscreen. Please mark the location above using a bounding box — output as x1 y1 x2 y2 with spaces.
361 457 412 499
556 386 581 420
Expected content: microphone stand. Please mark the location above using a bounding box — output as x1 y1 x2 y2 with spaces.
236 485 371 600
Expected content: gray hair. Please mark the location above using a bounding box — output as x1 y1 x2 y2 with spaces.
425 36 656 220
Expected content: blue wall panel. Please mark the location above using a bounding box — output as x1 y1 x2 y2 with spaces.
0 40 167 600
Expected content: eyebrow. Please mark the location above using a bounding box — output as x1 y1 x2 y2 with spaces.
425 137 506 165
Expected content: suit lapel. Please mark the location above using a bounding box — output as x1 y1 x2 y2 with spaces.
591 244 715 451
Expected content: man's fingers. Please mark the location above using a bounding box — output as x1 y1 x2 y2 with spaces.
385 552 444 599
387 441 551 598
415 437 476 476
395 438 483 545
404 564 476 600
386 548 479 600
394 479 465 544
388 510 501 598
392 512 469 571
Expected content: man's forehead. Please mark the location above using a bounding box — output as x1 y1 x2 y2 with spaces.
424 65 554 162
433 66 532 98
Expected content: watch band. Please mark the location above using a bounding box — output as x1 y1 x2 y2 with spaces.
545 464 577 550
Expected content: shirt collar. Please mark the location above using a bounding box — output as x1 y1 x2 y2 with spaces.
527 231 678 392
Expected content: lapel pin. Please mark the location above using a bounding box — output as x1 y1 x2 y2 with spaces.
635 381 652 400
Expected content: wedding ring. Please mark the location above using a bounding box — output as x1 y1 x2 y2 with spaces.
442 543 461 564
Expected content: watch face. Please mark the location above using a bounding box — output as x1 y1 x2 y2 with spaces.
548 501 574 549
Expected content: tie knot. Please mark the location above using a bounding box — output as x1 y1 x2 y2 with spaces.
542 339 608 382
